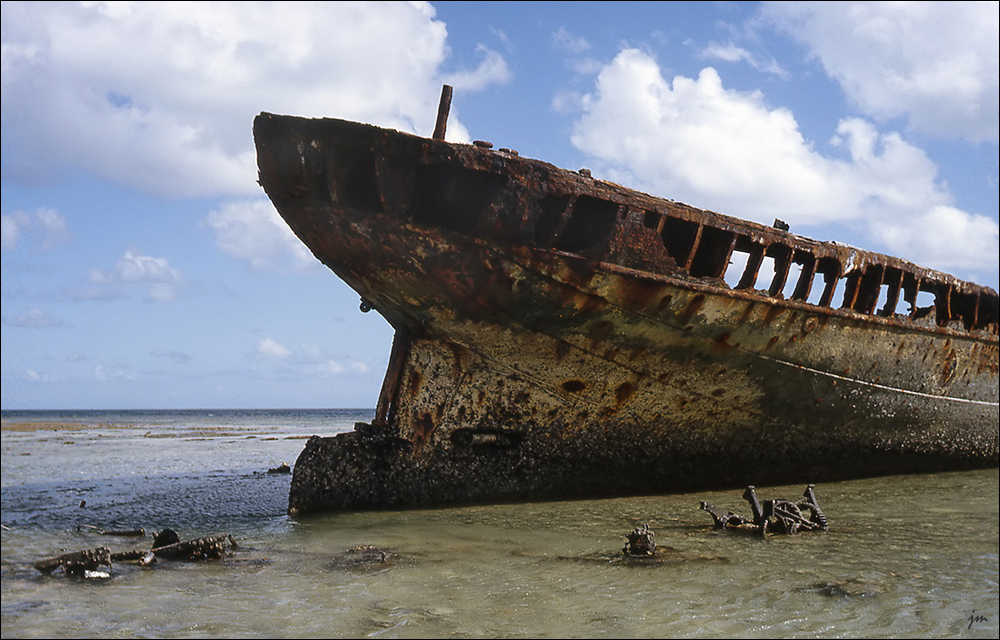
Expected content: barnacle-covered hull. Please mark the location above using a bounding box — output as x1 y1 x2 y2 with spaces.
253 111 999 515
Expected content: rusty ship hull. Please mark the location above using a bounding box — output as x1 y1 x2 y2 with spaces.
253 111 998 515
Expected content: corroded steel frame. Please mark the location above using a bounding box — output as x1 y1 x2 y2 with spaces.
254 112 998 514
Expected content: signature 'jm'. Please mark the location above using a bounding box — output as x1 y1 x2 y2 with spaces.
967 610 988 630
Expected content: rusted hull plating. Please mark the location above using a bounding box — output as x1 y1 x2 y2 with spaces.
253 113 999 514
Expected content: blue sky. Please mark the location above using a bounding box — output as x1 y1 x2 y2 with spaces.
2 1 998 410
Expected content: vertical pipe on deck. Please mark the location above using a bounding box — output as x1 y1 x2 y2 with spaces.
432 85 453 141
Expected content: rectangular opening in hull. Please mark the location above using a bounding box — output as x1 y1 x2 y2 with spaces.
723 248 751 289
788 251 816 301
689 226 737 278
410 165 507 234
978 293 999 329
875 267 903 317
554 195 621 253
534 194 572 246
661 217 700 268
782 262 804 299
756 255 777 292
913 287 938 322
852 265 884 314
325 138 383 213
765 244 792 297
952 290 979 330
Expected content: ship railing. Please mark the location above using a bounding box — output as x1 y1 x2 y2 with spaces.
533 192 998 336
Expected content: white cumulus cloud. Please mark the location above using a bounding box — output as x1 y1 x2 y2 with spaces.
256 338 291 359
87 250 186 302
569 48 998 278
762 1 999 142
1 1 506 197
204 198 317 272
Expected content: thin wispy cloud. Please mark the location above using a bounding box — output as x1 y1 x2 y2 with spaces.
553 26 591 55
3 308 62 328
699 42 788 77
253 337 369 378
0 208 72 253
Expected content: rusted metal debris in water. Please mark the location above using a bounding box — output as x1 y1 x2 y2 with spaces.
623 523 657 556
33 528 238 577
700 484 830 535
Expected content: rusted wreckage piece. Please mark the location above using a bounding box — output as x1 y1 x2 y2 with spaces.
700 484 829 535
329 545 396 572
112 549 157 566
33 529 238 576
152 527 181 549
699 503 751 530
254 88 999 515
151 532 238 560
33 547 113 576
622 523 657 556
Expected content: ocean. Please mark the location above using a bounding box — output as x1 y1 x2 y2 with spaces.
1 409 997 638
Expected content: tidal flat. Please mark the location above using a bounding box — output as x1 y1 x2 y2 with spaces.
2 409 997 638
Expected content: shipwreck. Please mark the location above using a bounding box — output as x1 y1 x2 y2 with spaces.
254 87 998 515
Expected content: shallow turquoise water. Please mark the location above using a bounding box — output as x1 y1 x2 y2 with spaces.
2 410 997 638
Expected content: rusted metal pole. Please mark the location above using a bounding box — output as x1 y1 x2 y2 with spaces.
152 533 237 560
432 84 453 140
374 327 412 426
33 547 112 575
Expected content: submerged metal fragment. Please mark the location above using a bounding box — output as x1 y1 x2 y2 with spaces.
33 547 112 576
34 530 239 577
700 484 829 535
623 524 657 556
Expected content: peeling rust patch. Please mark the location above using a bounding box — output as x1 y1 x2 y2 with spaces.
713 332 734 353
408 369 423 398
414 412 435 444
940 348 958 386
764 305 786 324
615 381 636 405
680 293 707 325
803 316 819 334
655 294 674 314
587 320 615 345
